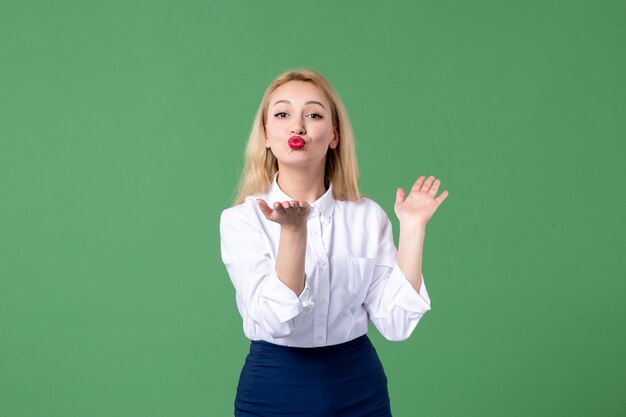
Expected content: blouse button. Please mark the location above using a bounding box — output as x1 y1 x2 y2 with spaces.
320 260 327 267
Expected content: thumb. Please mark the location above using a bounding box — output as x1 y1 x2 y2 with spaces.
395 187 405 205
257 199 273 219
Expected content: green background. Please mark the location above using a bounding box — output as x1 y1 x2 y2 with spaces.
1 0 625 416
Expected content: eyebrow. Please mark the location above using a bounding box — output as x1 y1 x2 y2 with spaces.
272 100 326 109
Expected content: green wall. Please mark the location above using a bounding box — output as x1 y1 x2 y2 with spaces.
1 1 625 416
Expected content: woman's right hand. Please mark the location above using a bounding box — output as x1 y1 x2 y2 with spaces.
257 199 311 229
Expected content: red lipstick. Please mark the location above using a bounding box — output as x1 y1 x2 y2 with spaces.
288 136 305 149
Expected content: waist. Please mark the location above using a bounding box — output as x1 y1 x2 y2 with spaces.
250 334 372 358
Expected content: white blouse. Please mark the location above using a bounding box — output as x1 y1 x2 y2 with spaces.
220 174 432 347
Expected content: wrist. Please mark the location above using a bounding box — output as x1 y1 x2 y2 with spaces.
281 223 308 234
399 220 427 234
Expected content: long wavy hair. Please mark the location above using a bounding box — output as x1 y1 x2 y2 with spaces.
233 68 361 205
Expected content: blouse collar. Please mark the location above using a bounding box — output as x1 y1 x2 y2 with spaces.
268 172 336 219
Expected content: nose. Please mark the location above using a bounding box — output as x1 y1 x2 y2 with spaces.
290 117 306 135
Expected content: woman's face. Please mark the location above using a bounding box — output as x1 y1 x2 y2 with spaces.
265 81 338 171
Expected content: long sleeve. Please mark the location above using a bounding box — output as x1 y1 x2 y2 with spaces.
363 212 432 341
220 205 313 339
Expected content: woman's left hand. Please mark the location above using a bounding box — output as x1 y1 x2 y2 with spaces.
394 175 449 228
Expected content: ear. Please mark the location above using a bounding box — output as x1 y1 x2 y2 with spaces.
329 128 339 149
264 131 271 148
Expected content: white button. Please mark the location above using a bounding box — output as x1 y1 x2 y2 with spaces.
320 260 327 266
320 299 326 305
312 229 320 236
317 336 323 341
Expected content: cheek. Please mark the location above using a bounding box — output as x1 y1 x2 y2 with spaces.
265 121 282 139
264 134 281 150
317 125 336 144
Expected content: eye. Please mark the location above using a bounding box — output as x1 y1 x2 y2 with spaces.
273 112 288 118
307 113 323 119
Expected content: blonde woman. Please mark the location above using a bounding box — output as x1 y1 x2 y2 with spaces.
220 68 448 417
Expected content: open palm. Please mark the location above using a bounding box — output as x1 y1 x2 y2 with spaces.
257 199 311 228
394 175 449 227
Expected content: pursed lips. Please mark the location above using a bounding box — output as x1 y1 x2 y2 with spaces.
288 136 306 149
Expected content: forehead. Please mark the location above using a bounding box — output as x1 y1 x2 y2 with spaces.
269 81 329 106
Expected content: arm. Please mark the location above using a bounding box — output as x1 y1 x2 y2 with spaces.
220 201 311 339
257 199 310 296
363 214 432 341
364 176 448 341
395 175 448 291
397 224 426 292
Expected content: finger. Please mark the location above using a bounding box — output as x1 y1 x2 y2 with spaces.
395 187 406 205
411 176 427 193
290 201 303 213
428 179 441 197
299 201 311 214
274 202 286 214
435 190 449 205
421 175 435 192
284 201 301 213
257 199 273 219
290 201 303 212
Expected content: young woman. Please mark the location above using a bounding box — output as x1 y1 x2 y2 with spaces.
220 68 448 417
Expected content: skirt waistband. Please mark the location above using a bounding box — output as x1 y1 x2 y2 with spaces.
250 334 370 356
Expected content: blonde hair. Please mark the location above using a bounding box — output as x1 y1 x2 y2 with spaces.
233 68 361 205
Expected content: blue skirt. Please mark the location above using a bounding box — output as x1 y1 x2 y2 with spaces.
235 335 392 417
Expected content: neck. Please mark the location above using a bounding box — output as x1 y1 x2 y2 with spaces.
276 163 327 203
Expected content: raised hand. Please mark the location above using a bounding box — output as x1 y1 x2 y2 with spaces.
257 199 311 228
394 175 448 228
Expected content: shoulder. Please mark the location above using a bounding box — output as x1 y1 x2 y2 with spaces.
340 195 387 214
335 196 390 224
220 194 266 229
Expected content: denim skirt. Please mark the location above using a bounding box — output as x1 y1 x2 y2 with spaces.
234 335 392 417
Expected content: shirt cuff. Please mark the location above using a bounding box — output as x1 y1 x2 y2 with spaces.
262 271 313 323
381 263 431 317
